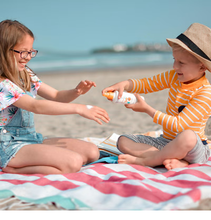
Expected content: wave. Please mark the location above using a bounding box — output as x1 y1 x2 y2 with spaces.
30 58 98 70
29 52 172 72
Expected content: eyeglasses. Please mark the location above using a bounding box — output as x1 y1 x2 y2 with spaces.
11 49 38 59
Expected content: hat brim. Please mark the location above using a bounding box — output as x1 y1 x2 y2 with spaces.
166 38 211 72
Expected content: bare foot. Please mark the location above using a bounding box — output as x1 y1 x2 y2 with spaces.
163 158 189 170
118 154 144 165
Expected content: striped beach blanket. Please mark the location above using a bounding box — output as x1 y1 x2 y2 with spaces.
0 131 211 210
1 158 211 210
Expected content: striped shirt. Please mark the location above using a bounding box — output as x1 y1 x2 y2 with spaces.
129 69 211 141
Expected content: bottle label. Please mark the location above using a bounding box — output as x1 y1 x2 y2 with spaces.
117 96 136 104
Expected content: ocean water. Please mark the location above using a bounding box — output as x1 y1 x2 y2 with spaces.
1 0 210 75
29 51 173 73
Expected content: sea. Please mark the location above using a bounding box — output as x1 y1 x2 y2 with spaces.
29 51 173 74
1 0 210 74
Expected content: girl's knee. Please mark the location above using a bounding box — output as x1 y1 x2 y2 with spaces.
86 143 100 162
62 154 83 173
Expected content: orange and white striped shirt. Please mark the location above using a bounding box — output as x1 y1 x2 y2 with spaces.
129 69 211 141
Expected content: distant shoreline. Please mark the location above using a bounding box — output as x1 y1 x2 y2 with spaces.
35 63 173 76
91 43 171 53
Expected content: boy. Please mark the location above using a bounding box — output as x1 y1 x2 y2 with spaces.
102 23 211 170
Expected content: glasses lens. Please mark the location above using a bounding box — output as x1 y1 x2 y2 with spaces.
31 50 37 57
21 51 28 59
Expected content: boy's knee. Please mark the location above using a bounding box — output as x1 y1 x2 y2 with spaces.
178 130 197 150
117 136 128 152
117 136 123 150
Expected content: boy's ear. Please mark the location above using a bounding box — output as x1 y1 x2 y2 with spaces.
200 64 207 72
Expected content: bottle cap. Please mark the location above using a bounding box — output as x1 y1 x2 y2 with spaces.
103 92 114 100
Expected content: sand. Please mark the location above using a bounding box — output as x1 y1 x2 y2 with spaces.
34 65 168 139
34 65 211 140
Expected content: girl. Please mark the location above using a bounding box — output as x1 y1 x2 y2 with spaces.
0 19 110 174
103 23 211 170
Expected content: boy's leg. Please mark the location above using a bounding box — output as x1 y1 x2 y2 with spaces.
117 136 159 157
118 130 197 167
163 159 189 170
163 131 210 170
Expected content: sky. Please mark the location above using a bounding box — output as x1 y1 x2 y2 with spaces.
0 0 211 53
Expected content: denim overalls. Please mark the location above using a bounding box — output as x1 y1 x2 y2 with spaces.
0 92 43 168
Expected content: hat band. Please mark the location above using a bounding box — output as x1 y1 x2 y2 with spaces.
177 34 211 61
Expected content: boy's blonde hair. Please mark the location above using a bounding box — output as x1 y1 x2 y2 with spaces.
0 20 35 91
171 43 202 64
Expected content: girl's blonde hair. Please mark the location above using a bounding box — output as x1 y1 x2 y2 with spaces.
0 20 35 91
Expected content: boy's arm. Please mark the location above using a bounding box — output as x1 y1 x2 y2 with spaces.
128 70 176 94
102 80 133 98
153 89 211 133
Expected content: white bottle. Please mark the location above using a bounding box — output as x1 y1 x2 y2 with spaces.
103 91 144 104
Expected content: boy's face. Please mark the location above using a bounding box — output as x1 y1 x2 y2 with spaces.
172 49 206 84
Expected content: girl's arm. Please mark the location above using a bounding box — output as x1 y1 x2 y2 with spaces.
13 94 110 125
37 80 96 103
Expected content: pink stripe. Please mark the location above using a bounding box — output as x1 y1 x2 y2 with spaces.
1 161 211 206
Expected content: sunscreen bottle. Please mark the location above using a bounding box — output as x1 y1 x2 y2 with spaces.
103 91 144 104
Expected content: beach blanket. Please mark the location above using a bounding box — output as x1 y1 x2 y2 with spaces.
0 131 211 210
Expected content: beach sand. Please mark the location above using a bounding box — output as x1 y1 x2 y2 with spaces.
34 65 211 140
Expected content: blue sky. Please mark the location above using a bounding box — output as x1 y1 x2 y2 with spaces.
1 0 211 52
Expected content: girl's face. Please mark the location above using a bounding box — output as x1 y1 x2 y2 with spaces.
13 34 34 71
173 48 206 84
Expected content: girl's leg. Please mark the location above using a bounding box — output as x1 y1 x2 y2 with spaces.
118 136 159 157
3 138 99 174
118 130 197 168
3 144 83 174
43 137 100 164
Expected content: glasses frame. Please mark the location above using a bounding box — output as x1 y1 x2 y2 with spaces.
11 49 38 59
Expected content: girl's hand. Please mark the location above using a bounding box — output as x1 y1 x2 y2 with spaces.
75 80 96 95
78 105 110 125
102 80 132 99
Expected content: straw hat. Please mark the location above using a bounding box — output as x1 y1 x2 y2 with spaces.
166 23 211 72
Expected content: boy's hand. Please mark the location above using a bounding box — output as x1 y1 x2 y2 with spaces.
125 94 156 118
75 80 96 95
124 93 147 112
78 105 110 125
102 80 132 99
